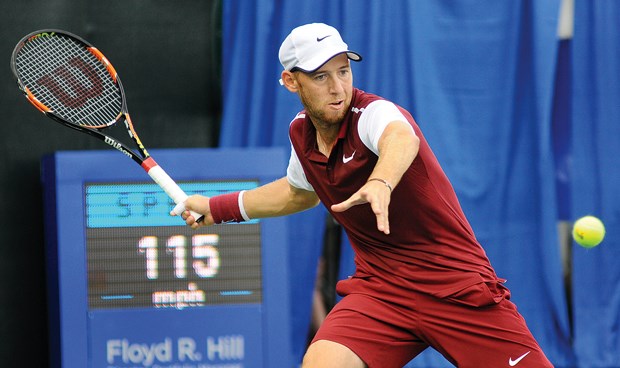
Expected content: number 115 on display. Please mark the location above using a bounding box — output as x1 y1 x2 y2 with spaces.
138 234 221 280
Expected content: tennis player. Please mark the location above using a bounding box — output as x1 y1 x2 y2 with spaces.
177 23 553 368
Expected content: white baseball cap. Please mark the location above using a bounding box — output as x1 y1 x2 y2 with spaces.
279 23 362 73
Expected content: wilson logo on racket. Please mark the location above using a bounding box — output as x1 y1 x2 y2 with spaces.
36 57 103 109
104 136 133 158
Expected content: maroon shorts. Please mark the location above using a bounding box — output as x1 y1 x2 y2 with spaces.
311 275 553 368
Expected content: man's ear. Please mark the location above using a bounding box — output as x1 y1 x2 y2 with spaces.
281 71 299 92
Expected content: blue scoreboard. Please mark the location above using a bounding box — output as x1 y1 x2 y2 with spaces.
42 148 293 368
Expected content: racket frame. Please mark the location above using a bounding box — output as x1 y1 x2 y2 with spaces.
11 29 202 221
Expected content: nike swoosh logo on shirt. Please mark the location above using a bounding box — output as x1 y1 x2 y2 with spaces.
509 351 531 366
343 150 356 163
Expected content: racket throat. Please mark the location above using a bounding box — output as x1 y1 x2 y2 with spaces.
103 135 133 159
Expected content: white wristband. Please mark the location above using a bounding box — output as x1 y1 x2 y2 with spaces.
238 190 251 221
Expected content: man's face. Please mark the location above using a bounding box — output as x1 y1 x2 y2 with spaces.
293 53 353 127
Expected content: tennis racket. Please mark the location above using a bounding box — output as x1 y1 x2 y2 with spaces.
11 29 201 222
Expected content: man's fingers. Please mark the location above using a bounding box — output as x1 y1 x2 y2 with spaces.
331 184 391 234
370 201 390 235
379 214 390 234
331 200 351 213
170 201 187 216
331 194 365 213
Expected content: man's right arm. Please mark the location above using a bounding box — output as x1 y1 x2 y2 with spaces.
244 177 320 218
180 177 319 228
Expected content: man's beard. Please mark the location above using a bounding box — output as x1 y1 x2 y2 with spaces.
299 90 348 127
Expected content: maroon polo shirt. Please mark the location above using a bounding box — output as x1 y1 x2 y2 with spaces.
289 88 502 298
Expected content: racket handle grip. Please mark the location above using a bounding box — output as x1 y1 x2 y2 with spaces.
144 162 204 223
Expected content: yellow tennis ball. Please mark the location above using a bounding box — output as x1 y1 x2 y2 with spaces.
572 216 605 248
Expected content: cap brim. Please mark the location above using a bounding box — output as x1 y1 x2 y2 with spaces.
293 51 362 73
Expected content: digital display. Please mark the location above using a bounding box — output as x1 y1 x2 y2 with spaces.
85 181 261 310
44 148 293 368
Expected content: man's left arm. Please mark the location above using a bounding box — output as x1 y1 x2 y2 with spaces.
331 120 419 234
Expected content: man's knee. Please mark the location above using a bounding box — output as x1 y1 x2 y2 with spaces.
302 340 366 368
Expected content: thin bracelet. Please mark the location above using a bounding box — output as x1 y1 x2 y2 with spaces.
367 178 393 192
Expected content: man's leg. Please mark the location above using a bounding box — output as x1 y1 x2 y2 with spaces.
302 340 367 368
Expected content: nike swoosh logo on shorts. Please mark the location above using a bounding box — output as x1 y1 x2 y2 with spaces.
343 150 356 163
509 351 531 366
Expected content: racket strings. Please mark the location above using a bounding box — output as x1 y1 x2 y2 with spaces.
15 34 122 128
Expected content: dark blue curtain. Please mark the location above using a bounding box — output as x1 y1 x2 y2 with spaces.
571 1 620 366
402 1 574 366
219 0 620 366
